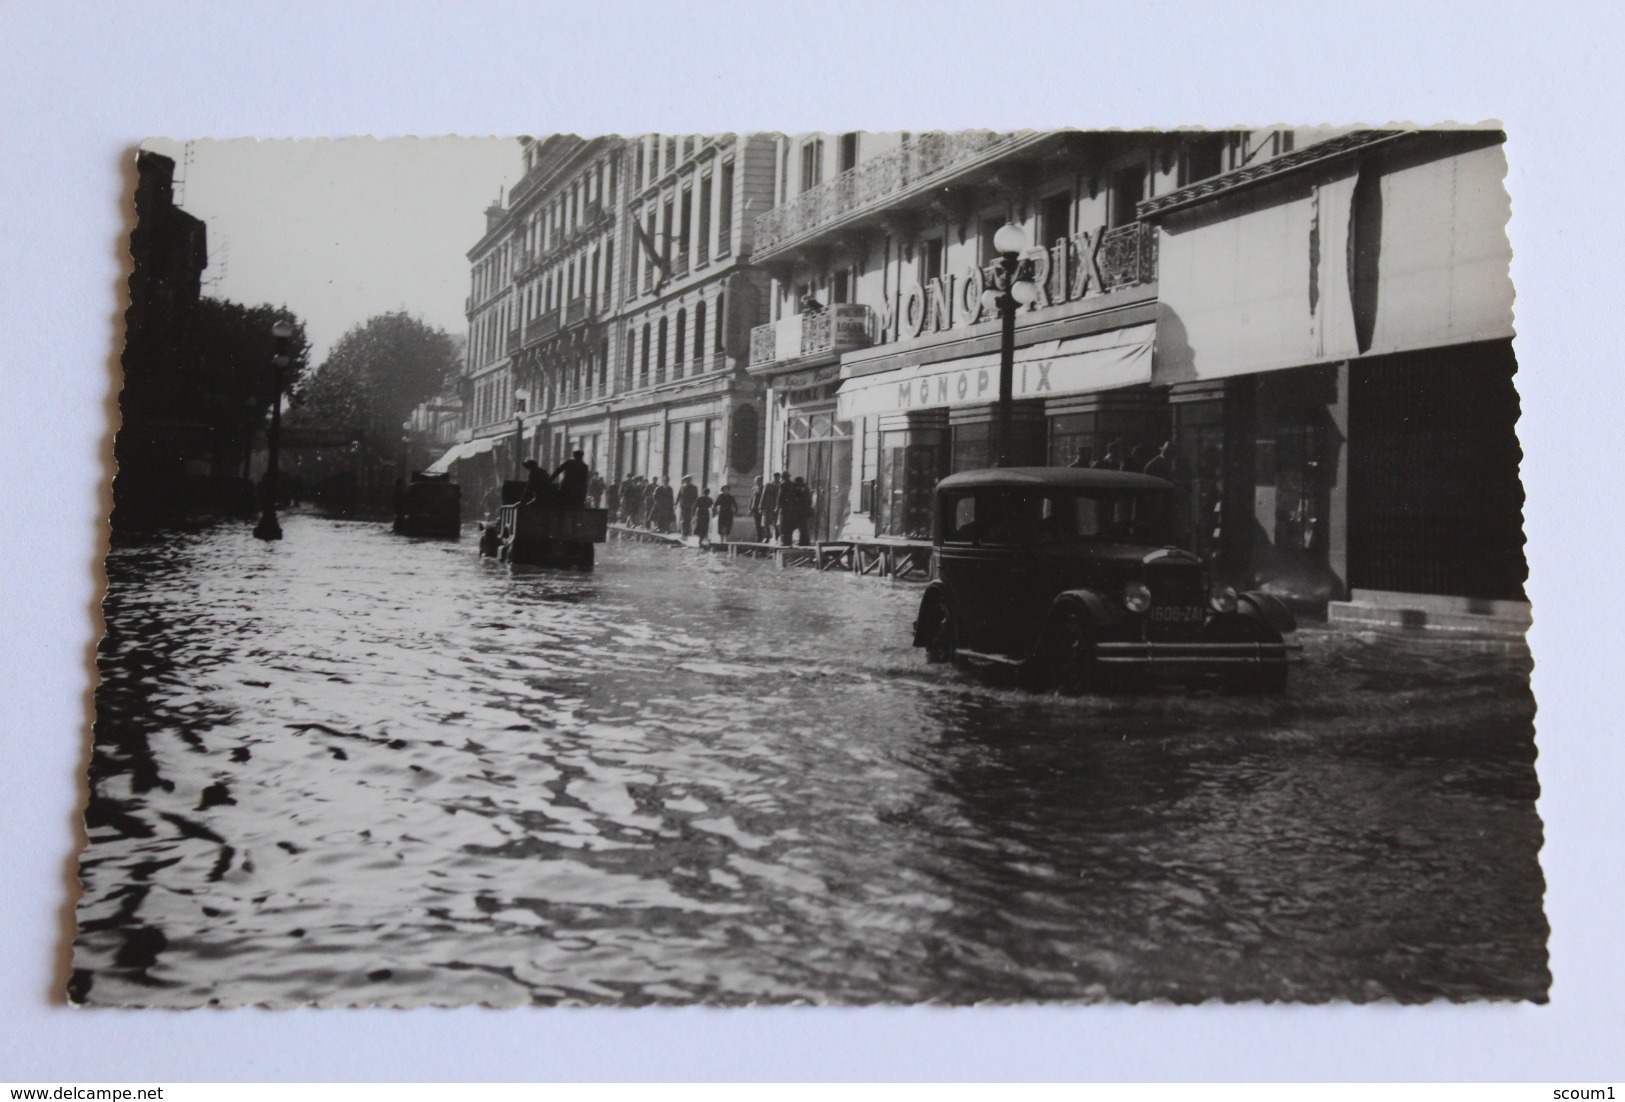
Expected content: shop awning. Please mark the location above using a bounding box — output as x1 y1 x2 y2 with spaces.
836 323 1154 421
423 435 498 475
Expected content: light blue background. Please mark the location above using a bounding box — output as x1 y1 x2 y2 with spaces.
1 0 1616 1081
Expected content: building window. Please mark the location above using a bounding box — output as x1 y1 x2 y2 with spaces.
674 309 687 379
838 131 858 173
717 161 734 256
919 236 944 286
635 143 645 190
1040 190 1072 246
697 174 712 266
800 139 824 193
624 335 636 389
694 300 707 366
664 136 677 173
657 316 668 383
1111 163 1146 228
679 186 692 261
833 269 850 305
1180 135 1227 186
640 322 651 385
714 290 726 356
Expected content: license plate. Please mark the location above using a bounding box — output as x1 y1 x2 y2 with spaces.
1150 605 1204 623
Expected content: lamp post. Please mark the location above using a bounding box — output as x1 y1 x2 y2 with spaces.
980 223 1039 467
513 388 530 478
253 319 294 541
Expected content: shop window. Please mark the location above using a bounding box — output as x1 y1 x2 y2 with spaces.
876 430 942 539
950 422 991 473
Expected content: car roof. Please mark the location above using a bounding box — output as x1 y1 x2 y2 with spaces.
937 466 1174 492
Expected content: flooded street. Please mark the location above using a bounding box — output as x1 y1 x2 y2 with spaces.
74 514 1548 1006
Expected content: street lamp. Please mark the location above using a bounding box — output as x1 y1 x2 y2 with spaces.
980 223 1039 467
513 387 530 478
253 319 294 541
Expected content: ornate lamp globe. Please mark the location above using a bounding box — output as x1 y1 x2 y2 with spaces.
992 222 1028 256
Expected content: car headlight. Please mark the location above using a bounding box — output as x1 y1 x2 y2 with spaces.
1123 581 1152 614
1209 584 1238 613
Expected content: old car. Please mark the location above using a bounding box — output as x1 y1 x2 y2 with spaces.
392 471 461 539
912 467 1296 693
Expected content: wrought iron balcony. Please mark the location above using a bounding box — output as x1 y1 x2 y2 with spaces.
532 309 561 340
750 304 873 368
565 296 590 327
752 131 1031 256
749 322 776 367
1097 222 1157 290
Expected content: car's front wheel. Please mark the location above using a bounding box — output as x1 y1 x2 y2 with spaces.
1033 606 1100 694
921 597 958 664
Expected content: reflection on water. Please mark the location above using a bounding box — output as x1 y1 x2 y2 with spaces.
74 515 1548 1006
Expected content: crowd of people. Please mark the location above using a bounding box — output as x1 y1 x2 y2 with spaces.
607 470 815 547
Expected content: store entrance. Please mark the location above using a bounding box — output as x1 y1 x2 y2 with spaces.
1348 341 1525 601
784 409 853 543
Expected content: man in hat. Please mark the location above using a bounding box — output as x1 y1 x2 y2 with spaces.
520 459 554 507
552 449 591 508
676 474 699 538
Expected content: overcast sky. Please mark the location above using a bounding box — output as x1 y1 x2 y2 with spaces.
144 136 523 362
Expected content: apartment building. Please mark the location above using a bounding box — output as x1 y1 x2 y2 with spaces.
747 128 1522 620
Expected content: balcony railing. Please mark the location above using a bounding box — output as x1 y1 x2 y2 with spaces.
753 131 1027 255
565 296 590 327
532 309 561 340
749 322 777 367
750 304 874 367
1097 222 1157 290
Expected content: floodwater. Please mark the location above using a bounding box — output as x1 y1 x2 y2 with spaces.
73 515 1548 1006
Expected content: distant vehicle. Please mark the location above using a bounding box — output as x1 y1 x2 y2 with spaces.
495 497 608 571
912 467 1296 693
392 472 461 539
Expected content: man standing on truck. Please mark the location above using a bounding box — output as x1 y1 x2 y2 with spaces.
551 450 590 508
520 459 555 507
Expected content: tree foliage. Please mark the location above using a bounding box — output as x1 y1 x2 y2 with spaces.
192 297 310 417
292 311 460 451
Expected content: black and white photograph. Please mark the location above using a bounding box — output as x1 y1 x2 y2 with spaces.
73 125 1546 1009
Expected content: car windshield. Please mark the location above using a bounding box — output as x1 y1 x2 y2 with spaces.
943 487 1174 546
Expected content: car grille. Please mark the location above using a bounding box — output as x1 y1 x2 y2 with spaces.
1145 567 1206 641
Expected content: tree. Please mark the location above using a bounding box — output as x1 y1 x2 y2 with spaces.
191 298 310 474
291 312 462 511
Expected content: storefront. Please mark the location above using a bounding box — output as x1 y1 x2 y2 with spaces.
1145 129 1519 609
838 322 1158 538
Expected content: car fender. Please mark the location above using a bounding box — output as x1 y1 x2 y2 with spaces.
1238 590 1297 635
1047 589 1123 634
912 581 956 647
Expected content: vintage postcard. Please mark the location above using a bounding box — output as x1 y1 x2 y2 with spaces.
73 128 1544 1008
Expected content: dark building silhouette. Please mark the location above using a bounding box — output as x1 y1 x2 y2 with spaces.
113 150 211 530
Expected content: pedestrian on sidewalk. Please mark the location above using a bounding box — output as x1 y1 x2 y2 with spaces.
747 476 765 541
715 484 737 543
760 472 783 543
588 471 606 508
694 486 714 547
654 476 677 533
780 476 813 547
604 476 620 520
677 475 699 537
